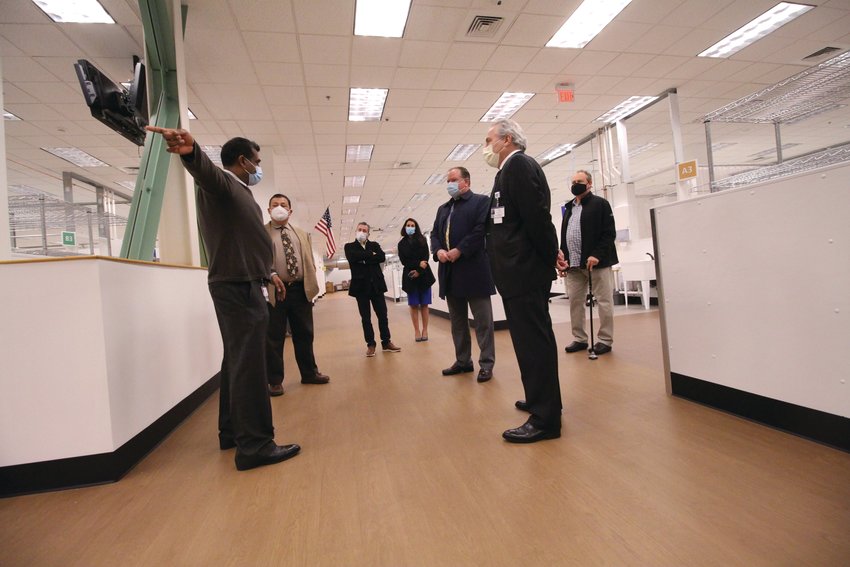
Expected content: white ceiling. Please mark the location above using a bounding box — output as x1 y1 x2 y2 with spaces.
3 0 850 253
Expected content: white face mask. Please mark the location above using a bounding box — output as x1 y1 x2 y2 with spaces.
270 206 289 223
483 139 502 168
356 231 368 243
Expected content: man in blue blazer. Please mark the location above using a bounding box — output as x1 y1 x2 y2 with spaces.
431 166 497 383
484 119 563 443
344 222 402 357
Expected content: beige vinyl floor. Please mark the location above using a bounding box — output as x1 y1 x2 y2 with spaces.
1 293 849 566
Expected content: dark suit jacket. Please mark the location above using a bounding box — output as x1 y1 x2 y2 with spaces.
344 240 388 297
397 236 436 294
560 192 619 269
430 190 495 299
486 151 559 299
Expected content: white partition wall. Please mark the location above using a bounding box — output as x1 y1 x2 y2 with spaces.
0 258 223 494
652 163 850 450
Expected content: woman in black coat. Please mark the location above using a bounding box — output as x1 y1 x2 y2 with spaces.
397 218 436 341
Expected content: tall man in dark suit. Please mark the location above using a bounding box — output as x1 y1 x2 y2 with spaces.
484 119 564 443
265 193 330 396
344 222 402 357
145 125 300 471
558 170 619 355
431 166 496 383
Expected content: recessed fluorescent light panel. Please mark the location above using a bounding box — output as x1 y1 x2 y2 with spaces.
346 144 374 162
536 144 576 161
188 108 197 120
31 0 115 23
446 144 482 161
42 147 109 167
480 93 534 122
349 88 388 121
546 0 632 49
4 110 21 121
698 2 814 58
595 96 659 123
424 173 448 185
354 0 411 37
201 145 223 166
343 193 362 201
117 180 137 191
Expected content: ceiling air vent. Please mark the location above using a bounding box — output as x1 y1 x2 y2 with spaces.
466 15 503 38
393 161 413 169
803 46 842 60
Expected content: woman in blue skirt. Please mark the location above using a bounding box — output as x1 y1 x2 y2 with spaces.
398 218 436 342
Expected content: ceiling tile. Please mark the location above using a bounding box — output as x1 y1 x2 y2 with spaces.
350 65 395 87
303 64 351 88
501 13 563 47
443 42 497 70
392 67 438 89
231 0 296 32
351 37 402 67
399 40 450 68
587 21 653 53
2 56 59 82
0 24 81 56
243 32 300 62
292 0 355 35
484 45 540 72
254 62 305 86
404 4 466 42
470 70 519 91
619 0 686 25
263 86 308 106
564 51 619 75
60 24 141 58
299 34 351 65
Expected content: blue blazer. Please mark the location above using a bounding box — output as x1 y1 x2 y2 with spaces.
430 190 495 299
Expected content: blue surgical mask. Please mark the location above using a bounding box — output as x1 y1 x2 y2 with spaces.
447 181 460 199
243 158 263 186
405 226 416 236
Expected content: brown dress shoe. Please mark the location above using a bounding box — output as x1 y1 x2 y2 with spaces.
366 345 376 357
382 341 402 353
268 384 284 397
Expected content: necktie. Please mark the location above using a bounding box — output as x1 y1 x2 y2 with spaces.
445 202 455 249
279 227 298 278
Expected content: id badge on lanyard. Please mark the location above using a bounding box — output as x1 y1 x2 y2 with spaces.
491 190 505 224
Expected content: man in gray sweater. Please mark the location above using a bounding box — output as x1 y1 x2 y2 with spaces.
146 125 300 471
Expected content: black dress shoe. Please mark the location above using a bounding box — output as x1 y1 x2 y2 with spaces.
477 369 493 383
301 372 330 384
593 342 612 355
564 341 589 353
235 443 301 471
515 400 530 412
268 384 284 396
502 422 560 444
442 363 474 375
219 437 236 450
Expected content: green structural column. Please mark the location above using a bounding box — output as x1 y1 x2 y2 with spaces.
120 0 183 260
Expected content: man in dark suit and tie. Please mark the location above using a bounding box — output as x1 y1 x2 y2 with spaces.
484 118 564 443
344 222 402 357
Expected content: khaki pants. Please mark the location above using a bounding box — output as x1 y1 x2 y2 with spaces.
565 267 614 346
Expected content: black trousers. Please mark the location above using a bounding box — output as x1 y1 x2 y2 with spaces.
208 280 275 455
355 292 391 347
502 290 563 431
266 281 318 385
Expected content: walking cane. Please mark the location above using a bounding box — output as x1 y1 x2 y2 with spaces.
586 268 598 360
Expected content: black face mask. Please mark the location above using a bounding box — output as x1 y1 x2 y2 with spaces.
571 182 587 196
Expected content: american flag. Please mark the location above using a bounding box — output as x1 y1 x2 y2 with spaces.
314 206 336 258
